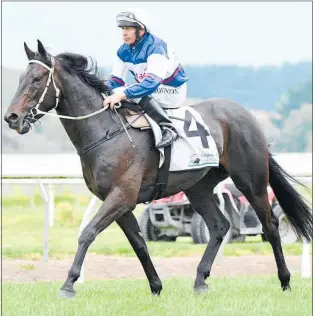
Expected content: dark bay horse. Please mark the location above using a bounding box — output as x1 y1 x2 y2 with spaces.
4 40 312 298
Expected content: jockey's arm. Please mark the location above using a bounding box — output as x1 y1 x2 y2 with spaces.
124 50 168 99
107 56 128 90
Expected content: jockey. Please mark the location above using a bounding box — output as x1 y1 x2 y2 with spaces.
103 8 189 148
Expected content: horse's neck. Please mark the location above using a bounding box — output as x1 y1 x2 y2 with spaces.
56 76 113 153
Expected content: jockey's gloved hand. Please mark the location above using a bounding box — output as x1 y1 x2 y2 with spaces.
103 93 126 110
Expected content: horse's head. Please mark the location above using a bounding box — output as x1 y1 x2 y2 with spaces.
4 40 60 134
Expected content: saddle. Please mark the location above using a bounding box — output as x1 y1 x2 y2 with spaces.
123 108 151 129
109 100 220 201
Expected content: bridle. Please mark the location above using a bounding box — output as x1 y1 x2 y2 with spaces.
28 57 60 120
27 56 135 146
27 57 115 121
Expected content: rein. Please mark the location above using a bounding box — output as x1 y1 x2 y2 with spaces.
27 57 138 149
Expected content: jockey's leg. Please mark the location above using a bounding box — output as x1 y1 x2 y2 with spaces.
141 83 187 148
138 96 178 148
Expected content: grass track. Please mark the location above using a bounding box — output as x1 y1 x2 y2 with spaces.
3 276 312 316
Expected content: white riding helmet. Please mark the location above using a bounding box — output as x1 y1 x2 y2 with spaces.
116 8 151 33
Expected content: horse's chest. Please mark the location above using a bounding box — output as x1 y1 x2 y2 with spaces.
80 159 112 200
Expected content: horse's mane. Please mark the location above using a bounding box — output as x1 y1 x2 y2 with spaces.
56 52 112 95
55 52 140 113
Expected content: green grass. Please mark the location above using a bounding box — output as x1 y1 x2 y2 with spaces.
3 204 309 260
20 264 36 271
3 276 312 316
2 186 312 260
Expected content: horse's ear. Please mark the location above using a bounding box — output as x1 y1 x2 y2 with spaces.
37 39 47 56
24 42 35 60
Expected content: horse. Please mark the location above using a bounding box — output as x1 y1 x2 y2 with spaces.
4 40 312 299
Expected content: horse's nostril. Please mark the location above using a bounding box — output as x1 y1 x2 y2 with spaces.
5 113 19 124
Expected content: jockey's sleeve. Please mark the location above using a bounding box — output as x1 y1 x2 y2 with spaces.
124 50 168 99
107 56 127 89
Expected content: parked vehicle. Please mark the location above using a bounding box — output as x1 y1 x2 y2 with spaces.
138 181 298 244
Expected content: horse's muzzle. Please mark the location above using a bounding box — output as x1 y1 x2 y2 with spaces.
4 111 31 134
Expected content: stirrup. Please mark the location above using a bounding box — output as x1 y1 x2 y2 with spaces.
156 127 178 148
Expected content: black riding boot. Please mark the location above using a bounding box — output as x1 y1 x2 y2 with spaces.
139 96 178 148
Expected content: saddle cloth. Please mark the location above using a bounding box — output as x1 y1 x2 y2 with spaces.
125 106 220 171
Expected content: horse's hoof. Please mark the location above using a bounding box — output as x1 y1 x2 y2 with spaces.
152 288 162 296
151 282 162 296
58 289 76 299
194 284 208 295
282 283 291 292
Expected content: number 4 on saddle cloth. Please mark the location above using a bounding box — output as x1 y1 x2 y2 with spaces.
124 106 220 171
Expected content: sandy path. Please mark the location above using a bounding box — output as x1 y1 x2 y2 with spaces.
3 255 307 282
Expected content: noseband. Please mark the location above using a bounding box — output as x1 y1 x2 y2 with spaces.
28 57 60 120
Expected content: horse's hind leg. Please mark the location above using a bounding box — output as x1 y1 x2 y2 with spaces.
228 154 291 290
116 211 162 295
184 167 230 294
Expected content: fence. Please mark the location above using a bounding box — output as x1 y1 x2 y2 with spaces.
2 153 312 281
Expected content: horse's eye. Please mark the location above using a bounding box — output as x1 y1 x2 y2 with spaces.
32 76 42 83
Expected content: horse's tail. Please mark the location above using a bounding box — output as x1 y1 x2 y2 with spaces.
269 153 312 242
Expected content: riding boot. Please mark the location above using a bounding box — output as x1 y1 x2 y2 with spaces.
139 96 178 148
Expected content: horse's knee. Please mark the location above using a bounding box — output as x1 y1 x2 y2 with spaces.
208 215 230 241
78 227 96 245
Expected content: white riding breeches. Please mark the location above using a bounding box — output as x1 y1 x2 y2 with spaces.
112 82 187 109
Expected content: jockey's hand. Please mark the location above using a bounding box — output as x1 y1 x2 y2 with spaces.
103 92 126 110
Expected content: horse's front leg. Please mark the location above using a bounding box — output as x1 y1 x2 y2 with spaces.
59 185 136 298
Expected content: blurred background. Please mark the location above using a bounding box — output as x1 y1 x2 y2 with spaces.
2 2 312 153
